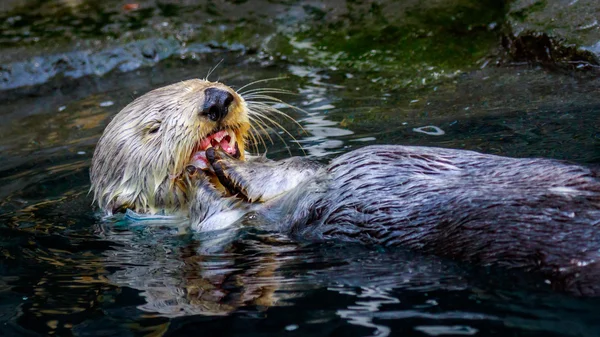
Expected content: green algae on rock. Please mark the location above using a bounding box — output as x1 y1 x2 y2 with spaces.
0 0 506 92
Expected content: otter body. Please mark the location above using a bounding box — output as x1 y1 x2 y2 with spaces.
197 145 600 294
91 79 600 295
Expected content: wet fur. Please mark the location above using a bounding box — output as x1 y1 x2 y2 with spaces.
91 80 600 296
199 145 600 295
90 79 250 215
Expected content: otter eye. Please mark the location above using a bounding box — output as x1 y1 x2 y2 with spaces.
147 122 161 135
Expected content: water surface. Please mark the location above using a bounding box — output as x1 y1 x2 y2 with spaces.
2 1 600 336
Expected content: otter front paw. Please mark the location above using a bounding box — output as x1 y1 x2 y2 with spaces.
206 147 252 201
189 166 247 232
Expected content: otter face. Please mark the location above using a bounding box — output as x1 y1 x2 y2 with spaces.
90 79 250 215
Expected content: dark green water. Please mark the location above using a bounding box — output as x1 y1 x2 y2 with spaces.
2 1 600 336
2 56 600 337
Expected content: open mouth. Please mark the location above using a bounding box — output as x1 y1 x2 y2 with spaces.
189 129 239 170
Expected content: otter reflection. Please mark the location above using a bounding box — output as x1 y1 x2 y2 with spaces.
97 219 477 317
97 219 598 337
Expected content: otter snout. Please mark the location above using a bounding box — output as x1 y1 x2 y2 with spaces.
201 88 234 122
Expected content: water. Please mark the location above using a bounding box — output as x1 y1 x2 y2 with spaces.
1 56 600 336
2 1 600 336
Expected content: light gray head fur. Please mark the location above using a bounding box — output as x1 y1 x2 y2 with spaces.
90 79 249 215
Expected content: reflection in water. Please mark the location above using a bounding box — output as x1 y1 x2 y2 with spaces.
414 325 478 336
299 114 354 157
412 125 446 136
289 66 355 157
333 286 401 337
95 216 482 331
97 217 301 317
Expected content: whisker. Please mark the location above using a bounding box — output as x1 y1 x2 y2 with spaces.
236 77 288 93
237 81 313 156
248 107 305 156
245 95 309 114
249 112 294 156
245 94 310 116
247 117 271 154
246 122 263 154
246 100 309 137
242 88 294 94
249 114 276 146
205 59 224 81
241 88 297 96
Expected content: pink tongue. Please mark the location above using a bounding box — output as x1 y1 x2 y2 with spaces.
199 130 228 150
220 137 235 154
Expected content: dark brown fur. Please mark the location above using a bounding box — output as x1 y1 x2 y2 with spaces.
201 145 600 295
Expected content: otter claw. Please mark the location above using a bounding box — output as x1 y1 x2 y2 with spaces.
206 146 235 162
184 164 209 180
206 147 217 163
185 165 198 175
206 147 249 200
233 142 241 159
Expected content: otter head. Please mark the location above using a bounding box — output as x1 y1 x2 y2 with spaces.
90 79 250 215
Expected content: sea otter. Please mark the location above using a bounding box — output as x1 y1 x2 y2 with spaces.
91 79 600 295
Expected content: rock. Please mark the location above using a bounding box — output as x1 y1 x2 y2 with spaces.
506 0 600 66
0 0 505 92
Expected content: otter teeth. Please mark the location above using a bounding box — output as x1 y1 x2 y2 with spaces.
201 130 236 154
199 130 235 150
190 130 238 170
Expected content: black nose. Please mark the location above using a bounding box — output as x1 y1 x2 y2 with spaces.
201 88 234 122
